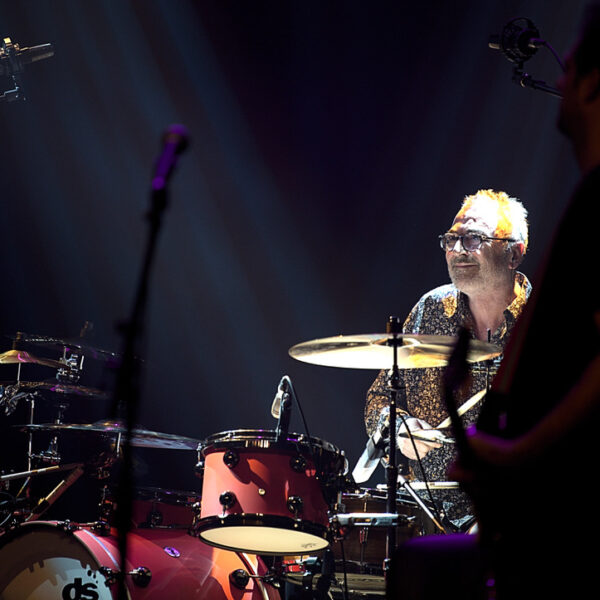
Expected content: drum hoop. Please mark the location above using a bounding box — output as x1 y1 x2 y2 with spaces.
193 513 328 554
199 429 340 457
0 520 119 573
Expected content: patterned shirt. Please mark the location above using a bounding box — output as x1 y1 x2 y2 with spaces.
364 272 531 526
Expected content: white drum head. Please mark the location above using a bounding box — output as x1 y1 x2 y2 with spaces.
199 524 329 555
0 527 114 600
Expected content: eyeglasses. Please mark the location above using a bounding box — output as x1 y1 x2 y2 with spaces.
439 232 516 252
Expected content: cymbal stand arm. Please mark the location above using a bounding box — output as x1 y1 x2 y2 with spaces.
396 472 446 533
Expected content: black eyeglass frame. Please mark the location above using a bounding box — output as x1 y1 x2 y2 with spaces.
438 232 517 252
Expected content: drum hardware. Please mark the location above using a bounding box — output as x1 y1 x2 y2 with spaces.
98 565 153 588
332 512 409 529
0 491 15 528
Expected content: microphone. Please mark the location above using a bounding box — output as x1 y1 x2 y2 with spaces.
0 38 54 77
488 17 544 64
151 124 190 194
272 375 292 441
271 375 288 418
352 411 389 484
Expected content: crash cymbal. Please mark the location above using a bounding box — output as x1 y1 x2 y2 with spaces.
20 421 200 451
11 332 120 362
0 349 65 369
6 380 109 399
288 333 501 370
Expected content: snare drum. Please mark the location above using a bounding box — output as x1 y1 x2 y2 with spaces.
194 429 347 555
0 520 280 599
284 488 425 597
333 487 424 572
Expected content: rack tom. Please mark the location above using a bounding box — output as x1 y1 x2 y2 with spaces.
193 429 347 555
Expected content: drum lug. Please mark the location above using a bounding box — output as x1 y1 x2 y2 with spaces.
223 450 239 468
98 566 152 588
57 520 78 532
219 491 237 509
91 520 111 536
290 455 307 473
229 568 250 589
129 566 152 588
99 567 118 586
287 495 303 516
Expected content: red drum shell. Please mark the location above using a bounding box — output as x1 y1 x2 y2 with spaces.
0 521 280 600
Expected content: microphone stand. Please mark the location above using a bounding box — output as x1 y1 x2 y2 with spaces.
512 66 562 98
112 181 164 600
112 126 188 600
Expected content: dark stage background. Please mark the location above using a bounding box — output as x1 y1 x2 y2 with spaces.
0 0 586 518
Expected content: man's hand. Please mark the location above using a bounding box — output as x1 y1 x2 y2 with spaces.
397 417 442 459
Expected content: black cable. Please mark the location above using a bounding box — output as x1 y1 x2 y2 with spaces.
397 412 446 531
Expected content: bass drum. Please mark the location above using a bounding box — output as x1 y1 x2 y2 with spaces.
0 521 280 600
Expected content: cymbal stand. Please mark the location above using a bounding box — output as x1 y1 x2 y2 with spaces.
383 316 401 574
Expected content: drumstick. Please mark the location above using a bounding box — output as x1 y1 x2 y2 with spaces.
436 388 487 430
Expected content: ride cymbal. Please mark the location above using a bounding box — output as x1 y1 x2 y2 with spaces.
289 333 500 369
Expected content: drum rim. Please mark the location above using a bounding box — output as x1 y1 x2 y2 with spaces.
199 428 341 455
193 513 329 555
0 520 118 578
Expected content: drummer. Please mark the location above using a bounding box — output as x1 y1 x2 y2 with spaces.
364 189 531 529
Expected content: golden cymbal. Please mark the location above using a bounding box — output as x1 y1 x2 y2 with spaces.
0 349 64 369
288 333 500 370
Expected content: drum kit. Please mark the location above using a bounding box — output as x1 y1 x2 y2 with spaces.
0 325 500 599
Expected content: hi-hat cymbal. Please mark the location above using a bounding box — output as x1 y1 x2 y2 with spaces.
20 421 200 451
289 333 500 369
0 349 65 369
